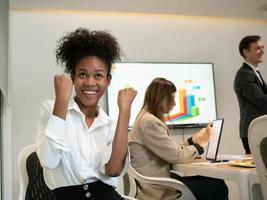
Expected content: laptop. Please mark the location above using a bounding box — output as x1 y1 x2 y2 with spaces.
206 118 227 162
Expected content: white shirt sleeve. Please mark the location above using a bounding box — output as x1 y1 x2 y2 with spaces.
36 100 70 169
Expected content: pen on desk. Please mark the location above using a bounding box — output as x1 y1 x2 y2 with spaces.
211 160 229 163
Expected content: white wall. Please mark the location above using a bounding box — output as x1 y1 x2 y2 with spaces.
0 0 12 200
9 10 267 199
0 0 9 96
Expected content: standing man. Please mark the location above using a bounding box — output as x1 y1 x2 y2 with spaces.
234 35 267 154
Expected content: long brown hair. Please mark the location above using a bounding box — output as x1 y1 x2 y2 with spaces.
141 78 176 121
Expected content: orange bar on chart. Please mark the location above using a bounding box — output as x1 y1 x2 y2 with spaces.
179 88 187 114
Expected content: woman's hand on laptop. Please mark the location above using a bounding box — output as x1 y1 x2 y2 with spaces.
192 123 213 147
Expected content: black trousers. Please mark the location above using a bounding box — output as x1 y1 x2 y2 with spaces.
172 174 229 200
53 181 125 200
241 137 251 154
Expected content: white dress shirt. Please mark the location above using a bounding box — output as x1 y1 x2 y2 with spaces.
36 98 129 190
245 61 263 84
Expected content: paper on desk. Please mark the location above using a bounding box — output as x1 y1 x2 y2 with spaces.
228 160 255 168
190 161 229 165
216 154 252 161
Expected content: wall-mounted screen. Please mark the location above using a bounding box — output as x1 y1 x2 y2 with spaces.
107 62 217 128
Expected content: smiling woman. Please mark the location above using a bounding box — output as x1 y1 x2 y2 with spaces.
35 27 137 200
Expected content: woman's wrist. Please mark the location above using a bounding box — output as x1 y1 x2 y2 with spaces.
187 137 194 145
193 143 204 155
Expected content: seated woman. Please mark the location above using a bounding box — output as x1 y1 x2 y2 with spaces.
128 77 228 200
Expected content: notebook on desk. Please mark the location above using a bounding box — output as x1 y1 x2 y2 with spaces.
206 118 226 162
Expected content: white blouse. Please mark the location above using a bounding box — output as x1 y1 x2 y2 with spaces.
36 99 129 190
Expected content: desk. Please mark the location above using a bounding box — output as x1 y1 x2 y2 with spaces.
172 160 261 200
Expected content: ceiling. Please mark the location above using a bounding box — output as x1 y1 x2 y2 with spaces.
8 0 267 20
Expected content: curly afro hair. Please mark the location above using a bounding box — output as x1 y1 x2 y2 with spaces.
56 27 121 76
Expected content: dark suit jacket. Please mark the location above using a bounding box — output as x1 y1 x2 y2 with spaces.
234 62 267 138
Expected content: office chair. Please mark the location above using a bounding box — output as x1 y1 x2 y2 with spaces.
18 144 56 200
248 114 267 200
18 144 137 200
122 171 138 198
127 164 196 200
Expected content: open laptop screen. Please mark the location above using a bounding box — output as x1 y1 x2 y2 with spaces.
206 118 224 161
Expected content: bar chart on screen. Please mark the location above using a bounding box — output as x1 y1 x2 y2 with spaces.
108 62 216 128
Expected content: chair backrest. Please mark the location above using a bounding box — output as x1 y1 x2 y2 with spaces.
18 144 36 200
18 144 56 200
123 172 138 198
117 172 139 200
248 114 267 200
127 165 196 200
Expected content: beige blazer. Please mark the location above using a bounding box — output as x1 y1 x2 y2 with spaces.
128 110 199 200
